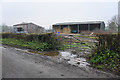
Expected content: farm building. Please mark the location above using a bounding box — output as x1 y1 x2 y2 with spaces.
52 21 105 34
13 22 45 33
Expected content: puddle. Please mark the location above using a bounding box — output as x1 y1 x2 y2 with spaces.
59 51 90 68
59 51 77 60
29 50 90 68
68 58 90 67
29 51 59 56
27 48 90 69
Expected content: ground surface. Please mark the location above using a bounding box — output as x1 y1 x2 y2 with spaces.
2 45 118 78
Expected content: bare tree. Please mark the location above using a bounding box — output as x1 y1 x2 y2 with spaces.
108 15 118 32
111 15 118 24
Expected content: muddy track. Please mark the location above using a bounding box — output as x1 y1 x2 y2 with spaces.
2 45 119 78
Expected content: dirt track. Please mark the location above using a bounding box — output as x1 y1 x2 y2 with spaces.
2 45 118 78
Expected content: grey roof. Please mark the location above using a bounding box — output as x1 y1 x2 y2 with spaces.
13 22 44 29
53 21 104 26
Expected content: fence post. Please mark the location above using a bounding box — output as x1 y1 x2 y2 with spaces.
69 35 73 49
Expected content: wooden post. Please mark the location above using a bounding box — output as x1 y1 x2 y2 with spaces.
69 35 72 49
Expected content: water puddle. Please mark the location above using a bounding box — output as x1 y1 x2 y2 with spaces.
28 49 90 69
68 58 90 67
59 51 90 68
59 51 77 60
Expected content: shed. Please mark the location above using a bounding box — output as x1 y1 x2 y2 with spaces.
52 21 105 34
13 22 45 33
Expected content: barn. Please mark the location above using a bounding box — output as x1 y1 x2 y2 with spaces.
52 21 105 34
13 22 45 33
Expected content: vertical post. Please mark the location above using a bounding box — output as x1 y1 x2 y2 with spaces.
78 24 79 33
68 25 69 33
69 35 72 49
88 24 90 31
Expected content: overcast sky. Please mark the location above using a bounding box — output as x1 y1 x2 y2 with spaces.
1 0 119 29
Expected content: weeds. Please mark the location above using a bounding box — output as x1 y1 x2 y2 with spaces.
2 38 51 51
1 33 63 51
89 34 120 75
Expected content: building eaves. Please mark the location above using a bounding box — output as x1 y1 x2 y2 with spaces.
53 21 104 26
13 22 44 29
13 23 28 26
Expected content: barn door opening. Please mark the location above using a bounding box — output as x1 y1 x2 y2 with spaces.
17 27 24 32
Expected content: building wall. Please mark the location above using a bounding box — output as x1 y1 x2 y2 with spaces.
28 24 36 33
14 25 27 33
100 22 105 30
63 26 71 33
27 24 44 33
14 24 44 33
53 26 71 34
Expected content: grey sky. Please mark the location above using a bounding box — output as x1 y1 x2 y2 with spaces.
1 1 118 29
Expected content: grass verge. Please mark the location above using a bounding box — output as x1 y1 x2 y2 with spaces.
1 38 53 51
1 38 84 51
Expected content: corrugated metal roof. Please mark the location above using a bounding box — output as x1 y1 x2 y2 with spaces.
13 22 31 26
53 21 104 26
13 22 44 29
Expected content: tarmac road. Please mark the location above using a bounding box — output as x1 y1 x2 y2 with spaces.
2 45 118 78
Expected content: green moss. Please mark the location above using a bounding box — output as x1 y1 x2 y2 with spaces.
81 47 89 49
29 51 59 56
96 65 103 69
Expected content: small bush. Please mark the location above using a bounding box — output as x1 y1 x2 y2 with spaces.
89 34 120 75
97 34 120 53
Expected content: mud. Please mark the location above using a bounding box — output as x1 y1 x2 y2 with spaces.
2 45 119 78
29 51 59 56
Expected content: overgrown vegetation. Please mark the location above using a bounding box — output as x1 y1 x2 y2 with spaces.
1 33 82 51
1 33 63 51
89 34 120 75
1 38 50 51
73 35 98 39
59 43 82 50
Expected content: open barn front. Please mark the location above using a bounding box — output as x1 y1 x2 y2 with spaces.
79 24 89 32
90 24 101 31
70 25 78 33
52 21 105 34
61 25 70 33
